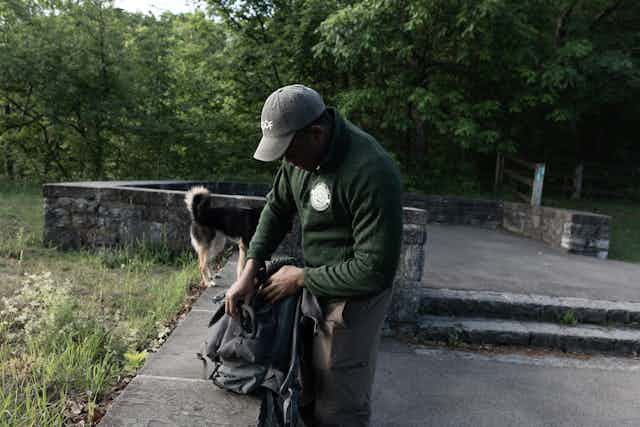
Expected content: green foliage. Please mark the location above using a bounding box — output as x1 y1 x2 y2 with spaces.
123 350 147 374
560 310 578 326
446 326 464 347
0 260 199 425
0 185 201 425
0 180 42 261
0 272 73 348
93 237 194 271
1 0 639 194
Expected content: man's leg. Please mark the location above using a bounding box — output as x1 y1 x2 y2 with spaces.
309 287 393 427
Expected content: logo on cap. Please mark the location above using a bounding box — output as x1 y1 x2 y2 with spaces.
310 181 331 212
261 120 273 131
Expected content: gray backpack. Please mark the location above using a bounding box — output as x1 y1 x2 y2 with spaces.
197 258 305 426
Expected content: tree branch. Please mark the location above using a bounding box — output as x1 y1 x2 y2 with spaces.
555 0 580 48
0 118 40 135
589 0 625 31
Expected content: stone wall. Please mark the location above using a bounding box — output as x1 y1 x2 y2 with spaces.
503 202 610 259
403 192 611 259
122 181 270 196
388 207 429 322
403 193 502 229
44 180 430 321
42 178 430 259
42 181 300 258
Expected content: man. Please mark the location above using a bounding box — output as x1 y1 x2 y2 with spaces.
225 84 403 426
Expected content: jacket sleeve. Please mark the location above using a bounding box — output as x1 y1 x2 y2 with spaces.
246 162 296 262
302 160 403 297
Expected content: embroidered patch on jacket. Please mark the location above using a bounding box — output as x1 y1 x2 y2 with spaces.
310 181 331 212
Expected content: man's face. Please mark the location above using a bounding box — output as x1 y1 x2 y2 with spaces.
283 128 316 171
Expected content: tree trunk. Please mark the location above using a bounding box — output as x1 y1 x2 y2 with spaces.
95 129 105 179
4 153 15 181
572 162 583 200
494 152 503 193
408 102 427 168
414 116 426 162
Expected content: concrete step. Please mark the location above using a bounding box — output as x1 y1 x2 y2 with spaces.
420 288 640 328
414 315 640 357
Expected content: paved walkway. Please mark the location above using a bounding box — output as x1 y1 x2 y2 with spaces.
100 227 640 426
99 255 260 426
99 252 640 426
372 340 640 427
425 224 640 302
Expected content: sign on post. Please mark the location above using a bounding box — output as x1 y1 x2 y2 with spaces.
531 163 545 207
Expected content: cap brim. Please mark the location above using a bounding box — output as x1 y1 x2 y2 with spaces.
253 132 294 162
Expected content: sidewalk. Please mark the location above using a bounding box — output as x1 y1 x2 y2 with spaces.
99 252 640 426
99 254 260 426
371 340 640 427
425 224 640 302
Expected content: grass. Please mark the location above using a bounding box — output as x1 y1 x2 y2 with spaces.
559 310 578 326
0 180 202 426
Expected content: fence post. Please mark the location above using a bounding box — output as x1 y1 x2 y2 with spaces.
572 162 583 200
494 153 502 193
531 163 546 206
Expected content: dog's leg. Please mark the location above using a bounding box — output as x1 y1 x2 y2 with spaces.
207 233 226 287
204 246 214 287
197 246 208 288
191 227 209 288
199 245 213 288
237 240 246 281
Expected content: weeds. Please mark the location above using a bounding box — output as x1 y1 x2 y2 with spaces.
0 184 202 426
447 327 464 347
560 310 578 326
93 237 194 272
0 259 198 425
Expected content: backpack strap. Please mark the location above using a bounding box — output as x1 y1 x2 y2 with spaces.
279 293 303 427
207 303 226 327
256 292 303 427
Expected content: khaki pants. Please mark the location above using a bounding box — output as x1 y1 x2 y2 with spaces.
300 286 393 427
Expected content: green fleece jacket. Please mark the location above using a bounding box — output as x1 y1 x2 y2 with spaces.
246 107 403 298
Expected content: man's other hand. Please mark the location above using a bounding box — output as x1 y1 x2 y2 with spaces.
259 265 304 304
225 259 260 318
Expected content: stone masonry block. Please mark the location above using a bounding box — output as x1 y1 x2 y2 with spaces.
402 207 428 226
400 244 425 282
403 224 427 245
388 286 421 323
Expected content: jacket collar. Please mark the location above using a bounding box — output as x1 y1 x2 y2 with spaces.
315 107 347 173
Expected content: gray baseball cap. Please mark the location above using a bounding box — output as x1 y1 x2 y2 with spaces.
253 84 326 162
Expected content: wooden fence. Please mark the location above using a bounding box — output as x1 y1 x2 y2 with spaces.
545 160 640 200
494 154 546 206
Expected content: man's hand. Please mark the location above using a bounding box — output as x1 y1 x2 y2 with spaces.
225 259 260 318
259 265 304 304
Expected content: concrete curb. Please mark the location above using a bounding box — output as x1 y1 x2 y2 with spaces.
420 288 640 328
414 315 640 357
99 254 262 426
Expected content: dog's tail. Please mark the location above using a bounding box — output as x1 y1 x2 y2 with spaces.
184 186 210 221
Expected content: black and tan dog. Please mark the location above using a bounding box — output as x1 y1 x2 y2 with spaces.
185 186 262 287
